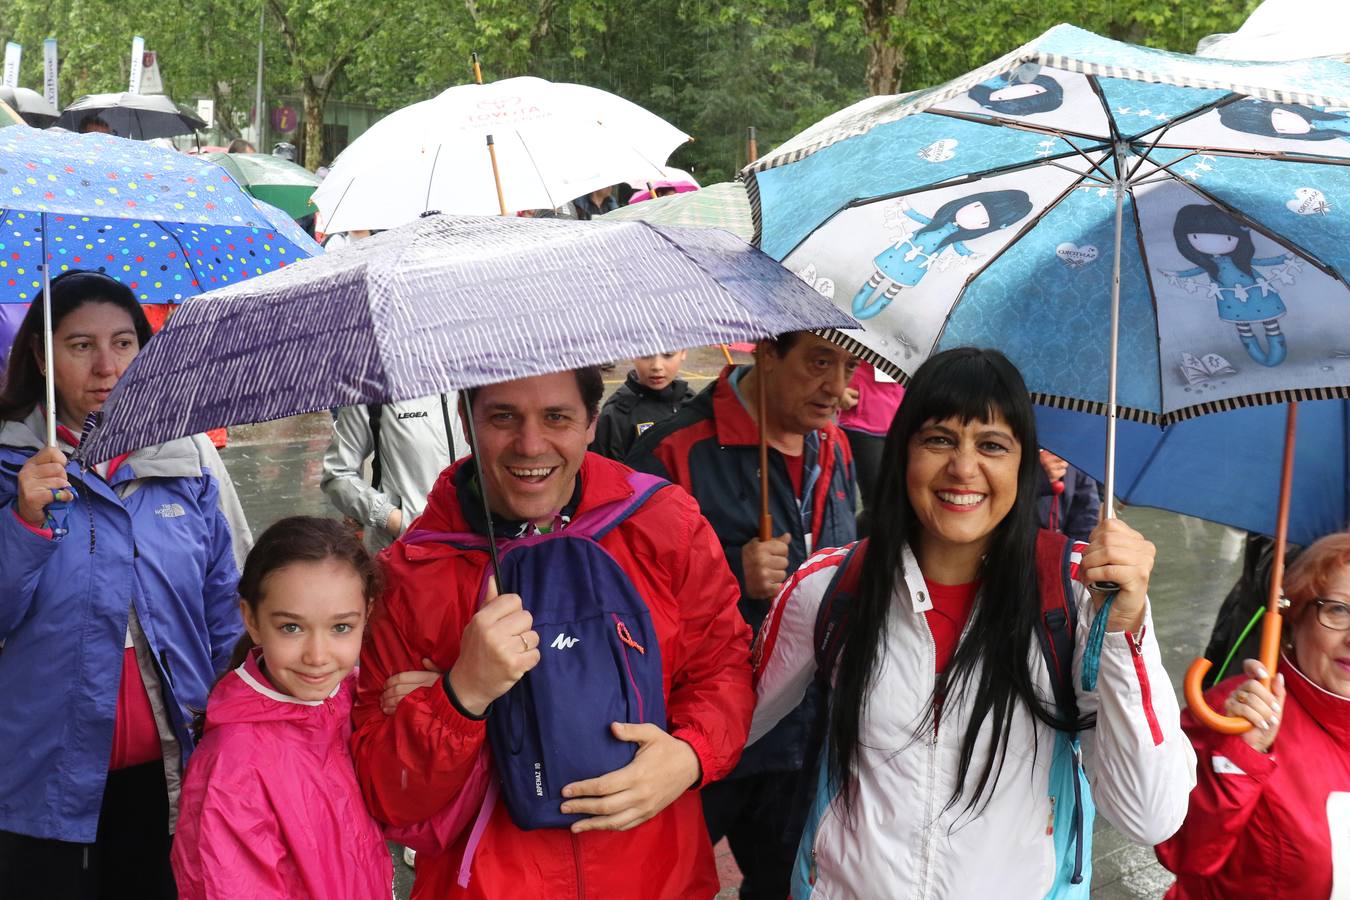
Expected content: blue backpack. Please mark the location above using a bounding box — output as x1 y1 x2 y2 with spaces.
409 471 670 831
793 530 1094 899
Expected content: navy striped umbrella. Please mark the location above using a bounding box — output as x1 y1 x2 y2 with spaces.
82 213 856 461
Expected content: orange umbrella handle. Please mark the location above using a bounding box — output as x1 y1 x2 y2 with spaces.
1185 403 1296 734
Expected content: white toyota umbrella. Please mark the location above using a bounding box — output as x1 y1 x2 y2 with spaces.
314 77 689 232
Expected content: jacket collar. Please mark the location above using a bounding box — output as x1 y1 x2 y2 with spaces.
1282 653 1350 744
0 407 206 483
711 365 764 447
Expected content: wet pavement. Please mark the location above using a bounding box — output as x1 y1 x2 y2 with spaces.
217 346 1241 898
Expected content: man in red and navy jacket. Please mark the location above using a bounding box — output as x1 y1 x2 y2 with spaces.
626 331 858 900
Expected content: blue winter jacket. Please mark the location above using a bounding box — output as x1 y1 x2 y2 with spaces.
0 409 247 842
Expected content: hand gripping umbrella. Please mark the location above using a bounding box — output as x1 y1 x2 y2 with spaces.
744 24 1350 732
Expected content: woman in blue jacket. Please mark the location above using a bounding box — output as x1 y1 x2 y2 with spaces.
0 271 249 899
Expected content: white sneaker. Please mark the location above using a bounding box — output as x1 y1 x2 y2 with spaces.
403 846 416 869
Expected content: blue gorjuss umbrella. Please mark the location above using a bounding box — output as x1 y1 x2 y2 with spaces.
0 125 320 445
745 25 1350 733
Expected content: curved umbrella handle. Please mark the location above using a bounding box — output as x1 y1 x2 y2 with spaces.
1183 658 1253 734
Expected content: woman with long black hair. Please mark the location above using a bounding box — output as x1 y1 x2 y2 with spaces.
750 347 1195 898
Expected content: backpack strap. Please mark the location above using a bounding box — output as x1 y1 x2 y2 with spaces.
368 403 385 492
573 472 669 540
812 539 869 676
1034 529 1079 728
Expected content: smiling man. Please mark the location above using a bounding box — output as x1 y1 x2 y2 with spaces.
626 332 859 899
350 367 754 899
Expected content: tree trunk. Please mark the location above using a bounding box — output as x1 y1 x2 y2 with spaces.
862 0 910 95
302 79 326 170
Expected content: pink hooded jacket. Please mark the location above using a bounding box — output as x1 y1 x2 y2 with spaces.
171 650 392 900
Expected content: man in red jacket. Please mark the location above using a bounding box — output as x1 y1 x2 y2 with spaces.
351 367 754 899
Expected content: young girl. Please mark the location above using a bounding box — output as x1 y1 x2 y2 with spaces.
1167 204 1297 367
851 190 1032 319
171 516 393 900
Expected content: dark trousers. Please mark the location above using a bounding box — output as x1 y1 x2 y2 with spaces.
703 770 804 900
844 428 887 528
0 761 176 900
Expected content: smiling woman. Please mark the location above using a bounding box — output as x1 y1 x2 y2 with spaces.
747 347 1196 898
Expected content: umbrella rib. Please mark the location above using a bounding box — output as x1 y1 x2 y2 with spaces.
1122 180 1171 427
516 136 560 212
1119 92 1245 151
1142 144 1350 169
422 144 443 215
921 107 1107 145
1178 176 1349 285
839 147 1097 211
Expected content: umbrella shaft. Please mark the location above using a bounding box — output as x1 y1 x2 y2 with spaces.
41 213 56 448
1103 149 1127 521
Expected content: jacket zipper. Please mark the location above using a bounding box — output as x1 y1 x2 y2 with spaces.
612 614 646 723
571 832 585 898
916 607 940 899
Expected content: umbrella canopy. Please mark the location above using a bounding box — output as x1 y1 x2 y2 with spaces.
81 213 855 461
601 181 753 240
56 92 206 139
1035 401 1349 546
0 87 59 128
203 152 322 220
313 76 689 232
746 24 1350 426
0 126 321 352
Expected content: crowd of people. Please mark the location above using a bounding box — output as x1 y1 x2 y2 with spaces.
1 264 1348 899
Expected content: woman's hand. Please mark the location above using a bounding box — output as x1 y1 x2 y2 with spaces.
1223 659 1286 753
15 447 72 528
1079 516 1155 633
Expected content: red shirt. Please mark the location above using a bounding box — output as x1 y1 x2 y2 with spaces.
923 579 980 674
782 451 805 499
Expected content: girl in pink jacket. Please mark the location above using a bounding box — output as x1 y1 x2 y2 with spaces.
172 516 393 900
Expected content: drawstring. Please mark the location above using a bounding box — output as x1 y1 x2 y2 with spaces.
1080 592 1117 692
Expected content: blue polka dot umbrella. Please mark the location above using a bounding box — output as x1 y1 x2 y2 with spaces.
0 125 320 444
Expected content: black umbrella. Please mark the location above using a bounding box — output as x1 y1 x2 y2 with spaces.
56 92 205 139
0 87 59 128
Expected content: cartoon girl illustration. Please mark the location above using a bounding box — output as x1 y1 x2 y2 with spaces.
967 73 1066 117
1166 204 1297 367
1216 99 1350 142
851 189 1033 320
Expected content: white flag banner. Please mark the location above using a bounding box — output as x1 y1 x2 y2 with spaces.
2 42 20 89
43 39 58 107
128 35 144 93
140 50 162 94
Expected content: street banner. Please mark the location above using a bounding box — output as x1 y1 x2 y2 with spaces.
2 42 20 89
43 39 58 107
128 35 145 93
141 50 163 94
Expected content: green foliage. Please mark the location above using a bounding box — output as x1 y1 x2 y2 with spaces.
0 0 1265 175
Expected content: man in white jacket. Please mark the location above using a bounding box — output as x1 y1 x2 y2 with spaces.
321 394 466 553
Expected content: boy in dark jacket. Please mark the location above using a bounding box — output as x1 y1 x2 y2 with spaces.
590 350 694 460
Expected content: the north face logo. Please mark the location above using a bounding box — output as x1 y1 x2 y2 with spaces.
155 503 185 518
550 633 580 650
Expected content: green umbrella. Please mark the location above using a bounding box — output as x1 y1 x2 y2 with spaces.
601 181 752 240
204 152 322 220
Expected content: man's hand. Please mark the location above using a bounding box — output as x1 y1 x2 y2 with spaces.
559 723 701 833
1080 517 1156 634
16 446 72 528
1039 449 1068 482
742 533 791 600
446 577 539 716
380 657 441 715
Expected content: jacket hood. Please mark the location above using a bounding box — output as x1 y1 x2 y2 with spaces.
204 648 354 733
